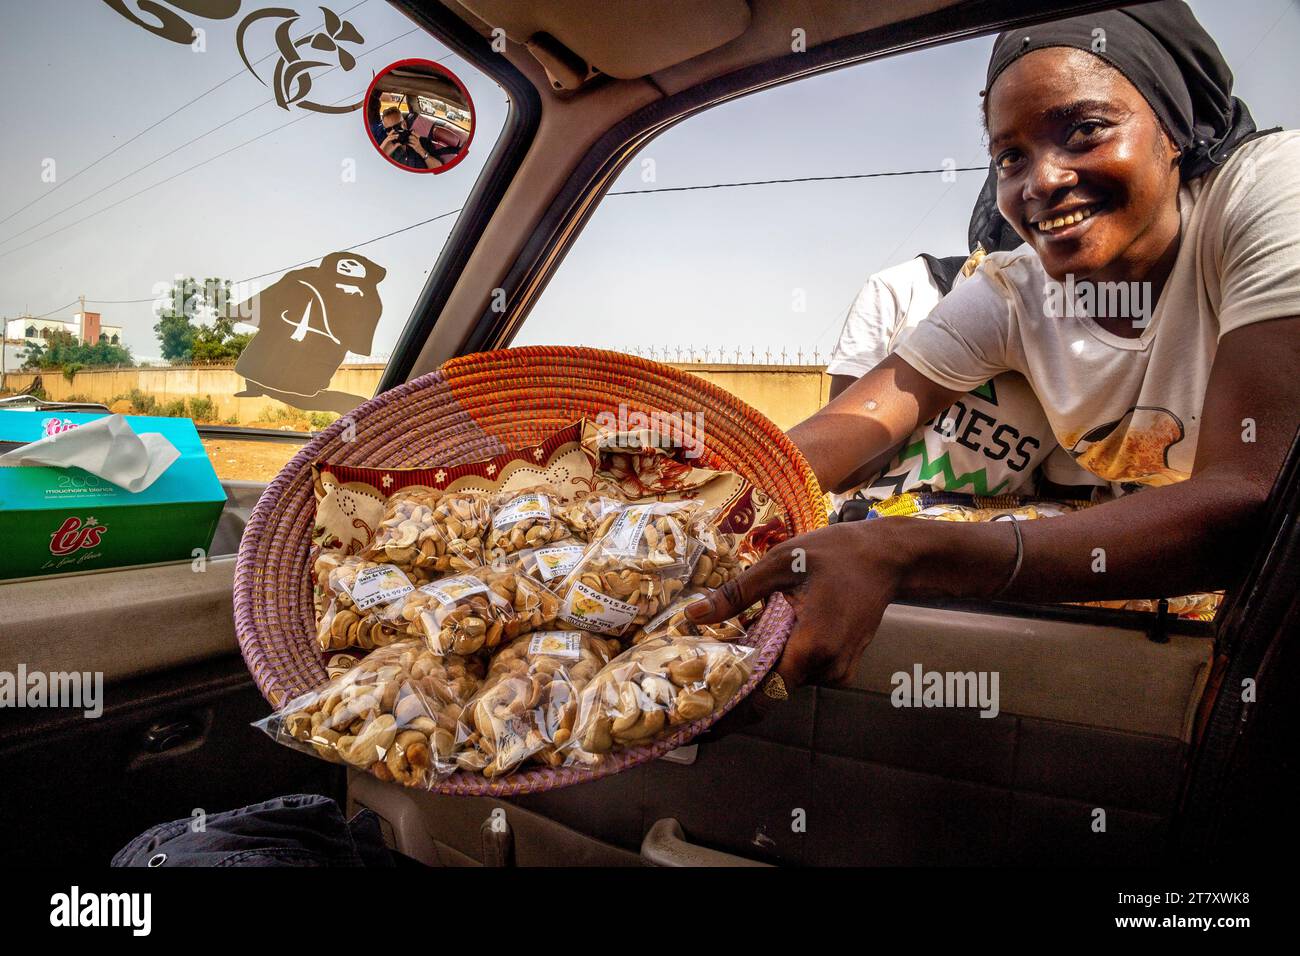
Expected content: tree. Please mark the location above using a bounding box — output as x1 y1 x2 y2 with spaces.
154 312 195 362
21 330 134 374
153 276 250 364
191 315 253 363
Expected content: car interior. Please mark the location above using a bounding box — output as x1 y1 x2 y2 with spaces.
1 0 1296 868
369 66 472 154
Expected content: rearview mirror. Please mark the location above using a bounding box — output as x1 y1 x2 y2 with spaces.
364 58 476 174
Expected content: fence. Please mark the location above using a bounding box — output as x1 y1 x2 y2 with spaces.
1 359 831 432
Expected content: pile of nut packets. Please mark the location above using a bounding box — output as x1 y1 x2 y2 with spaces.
256 419 789 788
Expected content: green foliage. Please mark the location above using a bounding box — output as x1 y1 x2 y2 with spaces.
154 313 195 363
187 395 216 421
105 390 221 421
255 405 299 423
308 411 339 430
153 276 250 364
20 330 134 372
126 389 159 415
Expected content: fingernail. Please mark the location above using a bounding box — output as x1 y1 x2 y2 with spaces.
685 599 711 621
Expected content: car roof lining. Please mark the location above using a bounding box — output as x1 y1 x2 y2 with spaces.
446 0 964 91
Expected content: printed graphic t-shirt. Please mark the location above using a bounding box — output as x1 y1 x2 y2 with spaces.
894 131 1300 497
828 257 1093 504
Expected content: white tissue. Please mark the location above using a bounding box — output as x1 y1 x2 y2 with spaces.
0 414 180 493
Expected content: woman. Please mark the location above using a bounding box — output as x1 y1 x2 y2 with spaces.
688 1 1300 696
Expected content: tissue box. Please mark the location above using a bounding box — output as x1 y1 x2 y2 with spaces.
0 411 226 580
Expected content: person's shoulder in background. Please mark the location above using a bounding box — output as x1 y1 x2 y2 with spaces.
827 256 942 378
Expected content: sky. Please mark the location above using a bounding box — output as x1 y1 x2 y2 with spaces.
2 0 1298 373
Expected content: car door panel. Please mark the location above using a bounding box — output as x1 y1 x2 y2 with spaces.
349 601 1210 865
0 476 343 867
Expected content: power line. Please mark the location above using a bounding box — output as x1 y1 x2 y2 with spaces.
0 0 372 230
17 163 990 315
78 207 464 306
0 98 349 263
812 172 969 346
0 23 427 252
608 167 986 195
31 300 81 320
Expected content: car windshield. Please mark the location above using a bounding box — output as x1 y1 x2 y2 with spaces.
0 1 506 478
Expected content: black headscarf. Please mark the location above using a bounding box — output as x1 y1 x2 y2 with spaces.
967 164 1022 255
984 0 1273 180
922 162 1022 293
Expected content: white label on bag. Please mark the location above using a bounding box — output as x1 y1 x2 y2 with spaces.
493 492 552 530
532 543 586 582
605 504 653 556
528 631 583 659
686 539 705 574
348 565 414 611
560 581 637 633
420 575 488 606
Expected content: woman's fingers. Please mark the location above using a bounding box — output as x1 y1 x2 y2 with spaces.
685 547 799 624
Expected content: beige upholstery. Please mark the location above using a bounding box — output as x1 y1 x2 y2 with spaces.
860 604 1213 742
0 557 240 685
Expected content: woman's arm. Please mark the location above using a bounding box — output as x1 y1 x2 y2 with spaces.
791 353 964 493
690 317 1300 688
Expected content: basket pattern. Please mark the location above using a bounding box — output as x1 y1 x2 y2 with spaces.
234 346 825 795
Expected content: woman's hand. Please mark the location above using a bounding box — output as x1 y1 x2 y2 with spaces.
686 520 910 691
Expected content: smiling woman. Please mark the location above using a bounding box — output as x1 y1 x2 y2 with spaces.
688 0 1300 691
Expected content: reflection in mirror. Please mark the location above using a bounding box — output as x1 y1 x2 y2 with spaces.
365 58 475 174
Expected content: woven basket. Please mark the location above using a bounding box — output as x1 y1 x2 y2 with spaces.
234 346 825 795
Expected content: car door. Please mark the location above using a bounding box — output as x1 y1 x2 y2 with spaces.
0 0 513 866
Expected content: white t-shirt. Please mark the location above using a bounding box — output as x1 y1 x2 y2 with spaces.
895 131 1300 497
828 257 945 376
828 257 1094 504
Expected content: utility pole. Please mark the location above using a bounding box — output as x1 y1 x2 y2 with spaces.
78 294 86 344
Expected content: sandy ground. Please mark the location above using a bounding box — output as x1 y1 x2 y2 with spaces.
201 437 304 483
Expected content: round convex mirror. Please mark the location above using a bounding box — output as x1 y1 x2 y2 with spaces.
364 58 475 174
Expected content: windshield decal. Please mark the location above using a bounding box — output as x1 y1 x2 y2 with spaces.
101 1 367 113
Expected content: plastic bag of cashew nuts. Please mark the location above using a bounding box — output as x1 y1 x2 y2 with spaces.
390 564 563 656
626 589 747 645
553 500 707 638
484 485 575 561
686 523 742 591
314 554 417 652
572 634 756 758
255 638 486 788
554 493 627 540
453 631 619 778
493 540 589 589
361 488 491 581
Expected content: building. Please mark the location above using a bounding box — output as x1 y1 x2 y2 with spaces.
4 314 123 347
